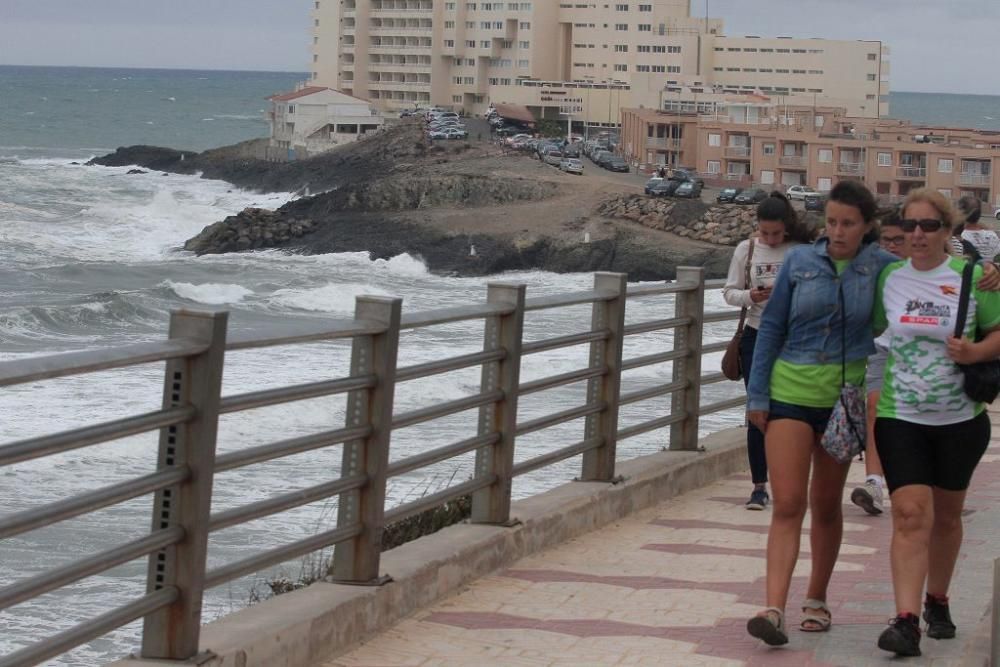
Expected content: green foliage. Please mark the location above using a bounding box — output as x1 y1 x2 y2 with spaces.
536 119 566 138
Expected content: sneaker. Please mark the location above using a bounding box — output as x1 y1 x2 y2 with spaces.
745 488 769 511
851 480 884 515
923 594 956 639
878 614 922 657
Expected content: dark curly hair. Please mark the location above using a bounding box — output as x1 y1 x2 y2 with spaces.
756 191 813 243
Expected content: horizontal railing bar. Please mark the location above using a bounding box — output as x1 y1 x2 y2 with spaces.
700 340 731 355
523 288 617 312
618 379 688 407
214 425 371 473
617 412 687 441
387 433 499 478
225 319 385 350
511 437 603 478
700 372 729 386
204 524 363 590
702 310 742 324
209 473 368 533
219 374 376 415
0 527 184 613
705 278 727 290
521 329 610 356
0 338 208 389
0 405 195 468
699 396 747 416
623 316 691 337
626 282 698 298
0 468 189 541
515 401 606 437
395 349 505 383
519 365 606 396
383 475 496 524
622 349 687 371
391 390 504 430
0 587 178 667
400 303 513 330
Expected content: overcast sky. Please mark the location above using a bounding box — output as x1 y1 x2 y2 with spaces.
0 0 992 94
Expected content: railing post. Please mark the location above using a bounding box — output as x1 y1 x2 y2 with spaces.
992 556 1000 667
581 272 628 481
331 296 402 584
669 266 705 451
141 309 228 660
471 283 526 524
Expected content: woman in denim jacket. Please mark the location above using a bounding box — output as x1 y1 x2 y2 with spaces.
745 181 897 645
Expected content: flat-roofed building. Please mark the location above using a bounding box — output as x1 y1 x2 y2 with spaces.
309 1 888 124
620 103 1000 207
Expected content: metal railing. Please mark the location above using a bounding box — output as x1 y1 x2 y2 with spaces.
0 268 744 667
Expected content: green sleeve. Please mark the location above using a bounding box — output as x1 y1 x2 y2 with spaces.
873 263 895 334
974 264 1000 330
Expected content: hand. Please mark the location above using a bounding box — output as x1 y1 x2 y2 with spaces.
947 336 981 364
750 287 772 303
748 410 769 433
978 262 1000 291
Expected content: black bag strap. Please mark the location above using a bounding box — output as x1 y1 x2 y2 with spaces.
955 260 975 339
735 238 756 334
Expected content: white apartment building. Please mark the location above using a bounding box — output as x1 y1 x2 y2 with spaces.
268 87 384 159
309 1 888 124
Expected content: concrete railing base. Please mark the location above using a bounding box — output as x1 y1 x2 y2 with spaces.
110 427 746 667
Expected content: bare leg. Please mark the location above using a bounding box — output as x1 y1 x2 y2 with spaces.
864 391 885 477
926 488 967 597
762 419 814 611
805 444 852 605
889 485 934 614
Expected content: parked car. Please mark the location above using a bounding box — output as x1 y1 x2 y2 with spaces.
994 207 1000 220
716 187 744 203
734 188 769 205
559 158 584 175
604 156 629 173
591 150 613 165
542 150 564 166
648 179 682 197
804 193 827 212
442 128 468 140
673 181 703 198
670 168 704 186
644 176 665 195
786 185 820 200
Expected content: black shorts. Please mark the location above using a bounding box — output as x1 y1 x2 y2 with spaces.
874 412 991 493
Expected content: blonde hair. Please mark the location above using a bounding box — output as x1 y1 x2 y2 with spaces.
900 188 959 230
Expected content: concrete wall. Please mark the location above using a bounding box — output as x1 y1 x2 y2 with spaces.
110 428 747 667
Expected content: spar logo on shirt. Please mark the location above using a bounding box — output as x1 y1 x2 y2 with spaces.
902 298 952 327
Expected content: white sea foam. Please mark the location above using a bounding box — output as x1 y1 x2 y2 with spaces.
162 280 253 304
268 282 393 312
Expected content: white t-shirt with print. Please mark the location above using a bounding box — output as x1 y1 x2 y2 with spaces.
722 239 797 330
875 257 1000 425
961 229 1000 261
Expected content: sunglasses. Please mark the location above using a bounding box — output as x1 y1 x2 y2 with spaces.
899 218 945 233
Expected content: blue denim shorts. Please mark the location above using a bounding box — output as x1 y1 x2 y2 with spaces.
769 399 834 434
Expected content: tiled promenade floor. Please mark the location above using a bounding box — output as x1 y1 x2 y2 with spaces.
326 417 1000 666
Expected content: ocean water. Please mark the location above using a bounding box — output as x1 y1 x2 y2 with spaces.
0 66 749 666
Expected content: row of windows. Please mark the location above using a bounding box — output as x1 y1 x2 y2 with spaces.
635 65 681 73
715 67 823 74
444 2 533 10
715 47 825 54
614 4 654 10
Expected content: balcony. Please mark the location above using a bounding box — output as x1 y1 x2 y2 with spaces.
958 173 991 187
779 155 807 168
645 137 682 149
725 146 751 159
896 166 927 179
837 162 865 175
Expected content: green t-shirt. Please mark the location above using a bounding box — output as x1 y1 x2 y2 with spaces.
875 257 1000 424
770 257 864 408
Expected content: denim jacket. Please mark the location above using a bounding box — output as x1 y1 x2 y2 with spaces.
746 237 897 412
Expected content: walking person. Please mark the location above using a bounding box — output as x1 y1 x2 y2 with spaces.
851 208 908 516
724 192 811 510
873 189 1000 657
744 181 897 645
951 195 1000 262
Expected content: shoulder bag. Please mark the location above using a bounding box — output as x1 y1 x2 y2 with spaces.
721 238 755 381
953 261 1000 403
820 282 866 463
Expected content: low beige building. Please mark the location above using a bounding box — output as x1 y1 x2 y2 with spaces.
268 86 384 159
309 0 888 123
621 102 1000 207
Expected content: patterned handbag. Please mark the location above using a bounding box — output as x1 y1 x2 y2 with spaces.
820 283 866 463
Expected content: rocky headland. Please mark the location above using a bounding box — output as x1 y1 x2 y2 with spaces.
87 122 776 280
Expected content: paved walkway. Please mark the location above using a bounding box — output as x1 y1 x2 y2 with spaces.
325 416 1000 666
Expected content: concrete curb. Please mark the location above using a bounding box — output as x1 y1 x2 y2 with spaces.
109 427 747 667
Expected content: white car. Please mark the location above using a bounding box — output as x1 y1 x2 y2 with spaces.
786 185 820 200
559 158 584 175
994 207 1000 220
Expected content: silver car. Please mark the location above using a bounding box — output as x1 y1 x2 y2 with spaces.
559 158 584 175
